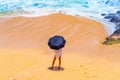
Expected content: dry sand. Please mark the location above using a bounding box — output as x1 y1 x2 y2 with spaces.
0 13 120 80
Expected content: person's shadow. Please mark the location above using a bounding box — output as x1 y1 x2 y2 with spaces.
48 66 65 71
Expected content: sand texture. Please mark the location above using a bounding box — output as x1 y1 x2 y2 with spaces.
0 13 120 80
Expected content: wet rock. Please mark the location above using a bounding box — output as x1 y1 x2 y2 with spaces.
103 38 120 45
110 14 120 23
103 29 120 45
101 13 106 16
113 29 120 36
104 13 115 19
116 23 120 29
116 11 120 14
102 11 120 45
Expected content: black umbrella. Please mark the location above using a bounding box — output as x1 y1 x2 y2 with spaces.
48 35 66 50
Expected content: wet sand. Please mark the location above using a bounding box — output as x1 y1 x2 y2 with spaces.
0 13 120 80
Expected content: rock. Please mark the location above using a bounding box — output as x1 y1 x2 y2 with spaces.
116 11 120 14
110 14 120 23
104 13 115 19
103 38 120 45
116 23 120 29
101 13 106 16
113 29 120 35
102 11 120 45
103 29 120 45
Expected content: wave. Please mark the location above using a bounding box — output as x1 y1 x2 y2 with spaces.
0 0 120 17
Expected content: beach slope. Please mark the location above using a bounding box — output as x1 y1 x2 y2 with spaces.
0 13 120 80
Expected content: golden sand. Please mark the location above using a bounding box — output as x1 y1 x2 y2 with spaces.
0 13 120 80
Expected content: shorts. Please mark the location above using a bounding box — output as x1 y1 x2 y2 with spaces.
54 49 62 58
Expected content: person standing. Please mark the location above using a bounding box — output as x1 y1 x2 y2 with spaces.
48 35 66 69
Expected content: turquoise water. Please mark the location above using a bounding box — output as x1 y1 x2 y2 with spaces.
0 0 120 17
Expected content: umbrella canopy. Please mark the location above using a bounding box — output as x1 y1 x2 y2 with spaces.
48 35 66 50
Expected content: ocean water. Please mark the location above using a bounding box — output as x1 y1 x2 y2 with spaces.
0 0 120 34
0 0 120 17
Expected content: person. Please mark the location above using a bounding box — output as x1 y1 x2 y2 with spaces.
51 48 62 69
48 35 66 69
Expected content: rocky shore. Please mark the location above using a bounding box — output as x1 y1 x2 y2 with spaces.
102 11 120 45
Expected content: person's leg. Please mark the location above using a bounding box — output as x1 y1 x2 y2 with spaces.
58 56 61 69
51 56 56 69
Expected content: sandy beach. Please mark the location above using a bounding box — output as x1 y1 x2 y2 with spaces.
0 13 120 80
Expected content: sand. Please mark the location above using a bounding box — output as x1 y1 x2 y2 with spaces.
0 13 120 80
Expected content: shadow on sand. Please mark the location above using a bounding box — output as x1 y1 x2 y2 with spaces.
48 66 65 71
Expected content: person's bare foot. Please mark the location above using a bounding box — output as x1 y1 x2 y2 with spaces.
58 67 60 70
50 67 53 69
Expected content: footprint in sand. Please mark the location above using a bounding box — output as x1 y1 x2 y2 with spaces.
84 71 88 74
80 65 85 67
80 65 88 70
92 75 97 78
80 65 97 79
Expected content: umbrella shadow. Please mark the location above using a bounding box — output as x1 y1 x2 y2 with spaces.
48 66 65 71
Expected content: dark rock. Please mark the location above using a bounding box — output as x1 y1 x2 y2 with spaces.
108 29 120 38
103 38 120 45
113 29 120 35
110 14 120 23
104 13 115 19
103 11 120 45
110 18 117 22
116 11 120 14
116 23 120 29
103 29 120 45
101 14 106 16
